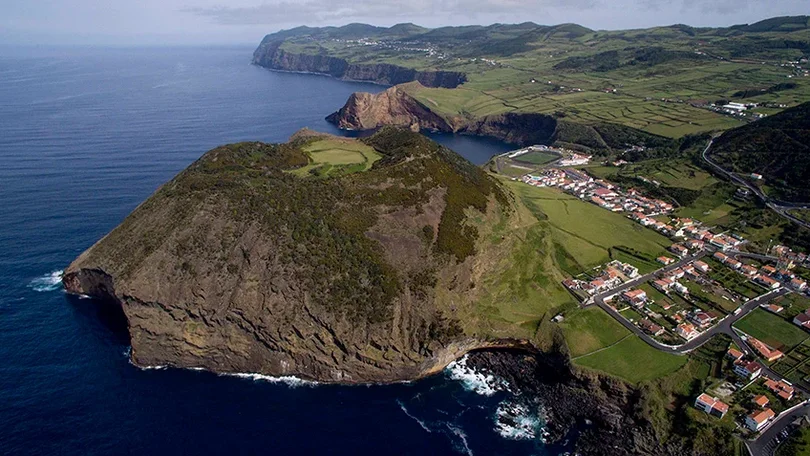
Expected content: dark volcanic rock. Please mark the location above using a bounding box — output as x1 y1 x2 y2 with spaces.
466 350 690 456
252 40 466 88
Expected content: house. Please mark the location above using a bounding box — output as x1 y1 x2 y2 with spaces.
622 289 648 307
741 265 759 277
639 318 664 336
693 261 709 273
746 408 775 432
726 259 742 269
755 275 781 289
669 268 686 279
673 282 689 295
791 278 807 291
686 239 705 250
694 393 729 418
726 348 744 361
753 395 770 409
690 311 714 328
794 311 810 330
593 187 617 198
670 244 689 258
747 337 784 362
657 256 675 265
676 322 699 340
734 360 763 380
761 304 783 314
764 378 795 401
653 278 674 292
713 252 728 262
710 237 731 251
761 265 777 275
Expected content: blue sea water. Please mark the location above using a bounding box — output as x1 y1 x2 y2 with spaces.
0 45 564 455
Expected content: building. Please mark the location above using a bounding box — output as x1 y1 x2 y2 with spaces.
794 311 810 330
746 408 775 432
694 261 709 273
726 258 742 269
670 244 689 258
694 393 729 418
761 265 777 275
753 395 770 408
791 278 807 291
726 348 744 361
761 303 784 314
639 318 664 336
734 360 763 380
622 289 648 307
657 256 674 266
690 311 715 328
741 265 759 276
653 278 674 292
755 275 781 289
747 337 784 362
713 252 728 262
676 322 699 340
764 378 795 401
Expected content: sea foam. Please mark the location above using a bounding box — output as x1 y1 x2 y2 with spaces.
445 354 508 396
28 270 63 292
494 400 545 441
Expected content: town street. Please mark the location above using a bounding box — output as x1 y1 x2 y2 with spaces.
746 401 810 456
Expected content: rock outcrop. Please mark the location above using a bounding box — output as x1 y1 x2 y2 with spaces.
326 83 561 146
252 40 466 88
63 128 518 383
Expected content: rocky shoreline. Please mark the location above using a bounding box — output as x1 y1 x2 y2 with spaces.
251 41 466 88
465 349 691 455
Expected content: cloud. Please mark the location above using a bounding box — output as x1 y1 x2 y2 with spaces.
182 0 600 26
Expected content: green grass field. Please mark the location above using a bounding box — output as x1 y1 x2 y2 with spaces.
507 182 671 269
575 335 688 383
513 151 559 165
291 139 381 177
735 309 809 352
561 307 630 358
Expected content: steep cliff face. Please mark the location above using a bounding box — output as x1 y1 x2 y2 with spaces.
63 128 517 383
325 84 561 146
252 41 466 88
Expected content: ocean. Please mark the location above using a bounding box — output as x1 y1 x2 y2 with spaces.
0 45 566 455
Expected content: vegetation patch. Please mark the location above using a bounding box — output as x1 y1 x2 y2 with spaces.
575 335 688 383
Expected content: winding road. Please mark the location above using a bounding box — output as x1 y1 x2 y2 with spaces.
700 139 810 230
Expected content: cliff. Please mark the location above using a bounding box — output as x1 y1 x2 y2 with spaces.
327 84 679 153
252 40 467 88
63 128 524 383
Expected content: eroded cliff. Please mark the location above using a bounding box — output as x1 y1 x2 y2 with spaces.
63 128 527 383
252 40 466 88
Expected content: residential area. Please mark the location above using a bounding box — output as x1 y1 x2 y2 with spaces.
511 145 810 447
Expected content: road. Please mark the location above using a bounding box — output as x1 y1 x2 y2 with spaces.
700 139 810 230
746 401 810 456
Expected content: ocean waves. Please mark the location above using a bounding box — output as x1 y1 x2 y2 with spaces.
27 270 63 292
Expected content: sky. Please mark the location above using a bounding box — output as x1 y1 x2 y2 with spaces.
0 0 808 45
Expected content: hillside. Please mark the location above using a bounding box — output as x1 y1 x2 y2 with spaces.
253 16 810 139
62 128 574 383
710 101 810 202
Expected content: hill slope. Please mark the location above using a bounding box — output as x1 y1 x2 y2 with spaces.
63 128 567 383
710 101 810 202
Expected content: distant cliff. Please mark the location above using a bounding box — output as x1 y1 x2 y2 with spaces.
327 83 678 153
252 40 466 88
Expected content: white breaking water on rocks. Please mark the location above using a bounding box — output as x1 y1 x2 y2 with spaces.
445 354 508 396
494 400 546 441
28 270 63 292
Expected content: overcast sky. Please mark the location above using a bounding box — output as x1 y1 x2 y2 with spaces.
1 0 807 45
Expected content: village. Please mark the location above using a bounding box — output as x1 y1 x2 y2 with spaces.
515 147 810 439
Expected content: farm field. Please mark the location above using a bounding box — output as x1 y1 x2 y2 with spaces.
506 182 671 270
291 138 381 177
561 307 630 358
734 309 809 352
574 335 688 383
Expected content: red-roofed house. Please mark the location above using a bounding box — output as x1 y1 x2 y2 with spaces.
694 393 729 418
794 311 810 331
747 337 784 362
734 360 763 380
726 348 744 361
676 322 699 340
753 395 770 408
670 244 689 258
746 408 775 432
657 256 674 265
755 275 781 289
791 278 807 291
694 261 709 273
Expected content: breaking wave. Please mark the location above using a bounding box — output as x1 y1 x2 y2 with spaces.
445 354 508 396
28 270 63 292
224 372 316 387
494 400 546 441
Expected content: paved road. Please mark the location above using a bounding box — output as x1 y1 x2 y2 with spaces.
747 401 810 456
701 139 810 230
